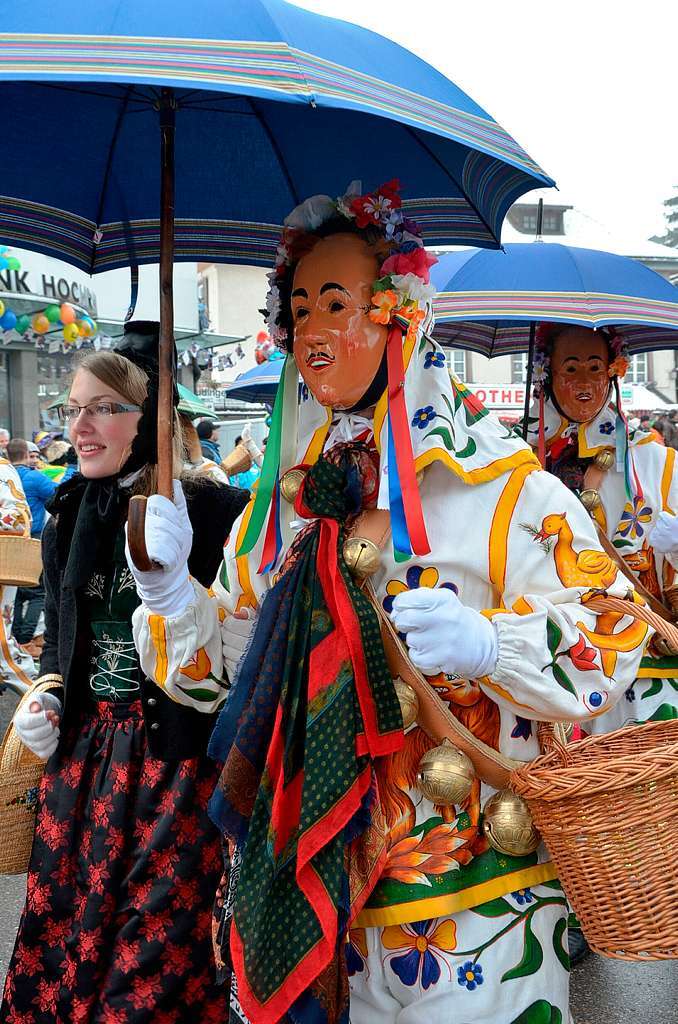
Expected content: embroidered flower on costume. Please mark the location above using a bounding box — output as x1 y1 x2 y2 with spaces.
412 406 437 429
383 565 458 617
511 888 534 905
424 351 446 369
510 716 533 741
599 422 614 435
567 635 598 673
382 918 457 989
346 928 368 976
457 960 483 991
625 686 636 702
617 496 653 539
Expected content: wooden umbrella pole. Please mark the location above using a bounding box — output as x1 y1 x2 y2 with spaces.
128 87 176 570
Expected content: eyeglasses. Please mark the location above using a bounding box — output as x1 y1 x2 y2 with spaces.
59 401 142 422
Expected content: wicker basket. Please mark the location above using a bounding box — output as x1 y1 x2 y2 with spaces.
0 678 61 875
0 517 42 587
221 443 253 478
511 718 678 960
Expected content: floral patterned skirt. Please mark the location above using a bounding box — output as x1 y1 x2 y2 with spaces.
1 700 229 1024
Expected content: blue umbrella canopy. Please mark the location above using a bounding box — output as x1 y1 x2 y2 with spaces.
0 0 553 273
431 242 678 356
225 360 285 405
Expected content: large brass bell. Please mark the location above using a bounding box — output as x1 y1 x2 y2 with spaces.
280 468 307 504
594 449 615 471
416 739 475 806
482 790 540 857
579 488 601 512
393 678 419 730
342 536 381 578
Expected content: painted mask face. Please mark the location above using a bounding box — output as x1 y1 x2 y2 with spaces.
291 233 388 409
550 328 610 423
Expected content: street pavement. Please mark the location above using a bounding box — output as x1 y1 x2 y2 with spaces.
1 690 677 1021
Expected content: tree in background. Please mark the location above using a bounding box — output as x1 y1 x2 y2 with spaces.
652 188 678 248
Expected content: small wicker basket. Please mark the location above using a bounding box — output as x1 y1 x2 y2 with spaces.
511 718 678 960
0 515 42 587
0 678 62 875
221 443 253 478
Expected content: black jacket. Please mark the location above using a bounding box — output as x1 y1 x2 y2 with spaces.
40 476 249 760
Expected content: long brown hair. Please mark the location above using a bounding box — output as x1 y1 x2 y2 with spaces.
72 351 184 497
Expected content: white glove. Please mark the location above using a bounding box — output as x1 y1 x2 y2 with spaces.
648 511 678 556
222 608 258 682
240 422 263 467
14 692 62 760
390 587 498 679
125 480 195 617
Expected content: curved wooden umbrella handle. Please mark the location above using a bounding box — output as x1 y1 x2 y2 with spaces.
127 495 156 572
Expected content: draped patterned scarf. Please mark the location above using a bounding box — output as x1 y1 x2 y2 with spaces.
208 444 404 1024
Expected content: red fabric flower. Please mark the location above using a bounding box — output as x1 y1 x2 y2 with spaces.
380 246 438 284
129 973 164 1010
161 941 192 977
32 978 60 1013
568 635 598 672
350 179 402 228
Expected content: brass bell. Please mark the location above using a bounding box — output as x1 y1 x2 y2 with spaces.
579 488 601 512
280 468 307 504
416 739 475 806
342 536 381 578
482 790 540 857
393 678 419 730
594 449 615 471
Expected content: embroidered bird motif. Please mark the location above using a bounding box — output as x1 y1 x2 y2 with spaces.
534 513 618 590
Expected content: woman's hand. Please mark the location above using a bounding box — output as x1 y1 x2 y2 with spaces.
14 692 62 760
125 480 195 617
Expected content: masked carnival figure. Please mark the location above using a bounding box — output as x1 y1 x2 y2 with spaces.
526 323 678 732
130 183 650 1024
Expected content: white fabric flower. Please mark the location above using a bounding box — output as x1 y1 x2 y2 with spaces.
390 273 436 307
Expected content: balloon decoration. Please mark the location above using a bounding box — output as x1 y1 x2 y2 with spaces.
0 250 98 350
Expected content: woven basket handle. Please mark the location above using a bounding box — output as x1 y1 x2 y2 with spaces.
0 676 63 772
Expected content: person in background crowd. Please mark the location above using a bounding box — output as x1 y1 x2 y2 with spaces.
0 450 37 687
639 414 664 444
227 422 262 489
196 417 223 464
180 411 229 485
27 441 44 470
2 323 249 1023
0 428 10 457
7 438 56 657
41 439 79 484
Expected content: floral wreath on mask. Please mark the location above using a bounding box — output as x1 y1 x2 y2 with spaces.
532 321 630 398
264 179 437 349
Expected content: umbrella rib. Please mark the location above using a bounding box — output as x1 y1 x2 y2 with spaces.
403 125 499 245
28 81 152 107
246 98 300 207
92 86 135 273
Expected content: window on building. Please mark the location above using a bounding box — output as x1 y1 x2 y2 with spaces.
446 349 466 378
521 213 538 232
511 353 529 384
625 352 649 384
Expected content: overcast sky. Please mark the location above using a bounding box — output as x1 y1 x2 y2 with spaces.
294 0 676 243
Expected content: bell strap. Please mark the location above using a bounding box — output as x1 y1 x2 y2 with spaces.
582 463 675 622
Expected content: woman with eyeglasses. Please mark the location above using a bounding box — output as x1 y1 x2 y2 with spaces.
1 322 248 1024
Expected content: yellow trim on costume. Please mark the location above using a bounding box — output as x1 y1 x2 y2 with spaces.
661 446 676 514
300 407 332 467
592 502 607 532
234 500 258 612
488 462 539 594
148 614 168 687
635 434 655 447
636 666 678 678
354 861 559 928
577 426 613 459
512 596 534 616
413 446 539 488
542 415 570 452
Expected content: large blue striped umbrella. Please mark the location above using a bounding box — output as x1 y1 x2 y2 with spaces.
0 0 553 273
431 242 678 357
0 0 553 553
